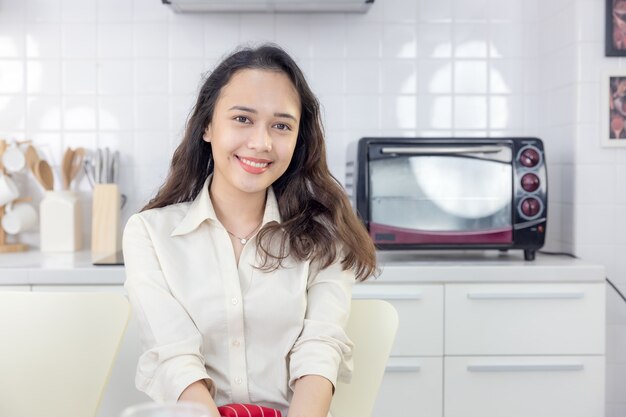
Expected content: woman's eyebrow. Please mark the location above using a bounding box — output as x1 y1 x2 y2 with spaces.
229 105 297 121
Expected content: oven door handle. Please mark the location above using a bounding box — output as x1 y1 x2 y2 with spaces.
380 145 504 155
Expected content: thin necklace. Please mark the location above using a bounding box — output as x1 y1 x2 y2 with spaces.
225 221 263 245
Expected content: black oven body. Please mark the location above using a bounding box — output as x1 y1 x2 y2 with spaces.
346 137 547 261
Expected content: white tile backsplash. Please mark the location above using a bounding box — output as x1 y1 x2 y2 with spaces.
454 60 487 93
382 24 417 59
0 62 23 97
417 59 452 93
381 59 417 94
63 60 97 95
453 23 489 58
134 59 169 94
134 95 169 130
169 22 204 59
61 23 96 59
63 96 97 130
25 23 61 58
27 60 61 95
345 60 380 94
97 24 133 59
98 96 134 131
97 60 133 95
26 96 61 130
0 24 25 58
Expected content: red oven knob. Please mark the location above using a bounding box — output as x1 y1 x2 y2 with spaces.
521 173 540 192
519 147 540 167
520 197 541 217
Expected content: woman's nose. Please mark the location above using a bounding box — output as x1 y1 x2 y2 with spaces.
248 127 272 152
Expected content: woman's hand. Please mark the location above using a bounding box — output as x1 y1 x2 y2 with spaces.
287 375 333 417
178 380 222 417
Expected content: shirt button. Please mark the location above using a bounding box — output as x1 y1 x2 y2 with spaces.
232 339 240 347
231 297 238 305
234 377 243 385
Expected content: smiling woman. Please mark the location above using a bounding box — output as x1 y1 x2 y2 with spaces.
122 44 377 417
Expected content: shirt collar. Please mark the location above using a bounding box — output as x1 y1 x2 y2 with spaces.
171 175 281 237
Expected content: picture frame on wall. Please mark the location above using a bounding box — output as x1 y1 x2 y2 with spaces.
607 0 626 55
602 74 626 146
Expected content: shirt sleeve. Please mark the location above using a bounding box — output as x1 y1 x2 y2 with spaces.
288 257 355 391
123 213 215 403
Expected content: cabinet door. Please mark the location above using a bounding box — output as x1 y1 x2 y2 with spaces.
372 357 443 417
444 356 605 417
445 283 605 355
32 285 150 417
353 284 444 356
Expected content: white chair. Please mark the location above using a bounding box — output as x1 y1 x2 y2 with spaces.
331 299 399 417
0 291 130 417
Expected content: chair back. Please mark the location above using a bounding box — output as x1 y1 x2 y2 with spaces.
330 299 399 417
0 291 130 417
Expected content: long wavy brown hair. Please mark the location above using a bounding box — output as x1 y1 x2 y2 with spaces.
142 44 377 281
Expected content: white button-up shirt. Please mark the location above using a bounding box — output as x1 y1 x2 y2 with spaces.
123 178 354 415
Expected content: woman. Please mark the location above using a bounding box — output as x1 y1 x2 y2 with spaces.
122 44 377 417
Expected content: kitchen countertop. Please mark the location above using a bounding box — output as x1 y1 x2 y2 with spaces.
0 249 606 286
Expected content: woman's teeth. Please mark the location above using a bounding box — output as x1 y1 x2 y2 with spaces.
240 157 269 168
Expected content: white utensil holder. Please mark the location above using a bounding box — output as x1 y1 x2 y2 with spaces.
40 191 81 252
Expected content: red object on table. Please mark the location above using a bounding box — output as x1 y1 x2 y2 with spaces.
217 404 282 417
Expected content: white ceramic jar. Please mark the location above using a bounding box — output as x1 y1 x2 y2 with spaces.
40 191 81 252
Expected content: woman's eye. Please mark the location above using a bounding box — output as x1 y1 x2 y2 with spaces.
274 123 291 131
234 116 251 124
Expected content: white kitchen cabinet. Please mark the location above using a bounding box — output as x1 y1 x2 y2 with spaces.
355 274 606 417
31 285 150 417
445 283 606 355
372 357 443 417
353 284 444 417
445 355 605 417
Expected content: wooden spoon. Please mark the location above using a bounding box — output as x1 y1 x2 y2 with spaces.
0 139 6 174
34 160 54 191
61 148 74 190
68 147 85 188
24 145 40 172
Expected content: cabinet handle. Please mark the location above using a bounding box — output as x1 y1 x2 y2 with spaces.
466 292 584 300
467 363 584 372
385 357 422 372
352 292 422 300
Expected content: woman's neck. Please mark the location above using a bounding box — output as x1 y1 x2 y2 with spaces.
208 178 266 232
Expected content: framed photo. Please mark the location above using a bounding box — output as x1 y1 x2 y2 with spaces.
602 74 626 146
607 0 626 55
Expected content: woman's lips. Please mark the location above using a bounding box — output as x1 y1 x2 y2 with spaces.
236 155 272 174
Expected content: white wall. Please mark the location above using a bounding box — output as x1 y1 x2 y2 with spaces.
0 0 623 414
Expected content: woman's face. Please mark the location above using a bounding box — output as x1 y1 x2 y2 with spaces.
204 68 301 198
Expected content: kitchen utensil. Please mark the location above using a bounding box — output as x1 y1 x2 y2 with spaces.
61 148 74 190
34 160 54 191
94 149 103 184
102 147 110 183
24 145 39 171
0 174 20 206
69 147 85 188
1 201 38 235
110 150 119 184
0 140 6 173
2 143 26 173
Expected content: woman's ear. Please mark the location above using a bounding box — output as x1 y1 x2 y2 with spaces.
203 125 212 143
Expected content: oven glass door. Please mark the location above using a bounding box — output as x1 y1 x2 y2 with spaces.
369 143 513 244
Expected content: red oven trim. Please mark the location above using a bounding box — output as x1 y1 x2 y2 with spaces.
370 222 513 244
